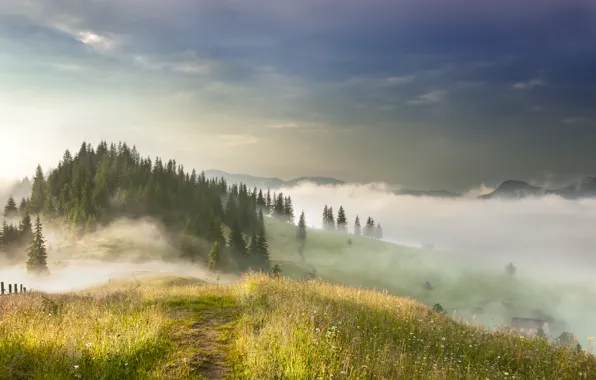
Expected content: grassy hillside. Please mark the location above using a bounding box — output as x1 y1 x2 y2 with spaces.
263 217 594 340
0 274 593 379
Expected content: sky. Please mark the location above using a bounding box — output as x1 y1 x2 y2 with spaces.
0 0 595 191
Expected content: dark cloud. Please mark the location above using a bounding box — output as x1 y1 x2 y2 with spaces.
0 0 595 189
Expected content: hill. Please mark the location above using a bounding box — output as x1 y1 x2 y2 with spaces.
0 274 593 379
203 169 345 189
479 177 596 200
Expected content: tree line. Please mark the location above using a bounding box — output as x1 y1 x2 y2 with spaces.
322 205 383 239
0 141 284 274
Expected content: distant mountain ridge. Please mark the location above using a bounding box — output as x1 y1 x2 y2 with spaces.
206 170 596 200
478 177 596 199
203 170 345 190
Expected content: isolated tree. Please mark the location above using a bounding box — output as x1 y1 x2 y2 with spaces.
375 223 383 240
336 206 347 232
271 264 282 277
505 262 517 276
26 216 49 275
208 242 221 270
354 215 361 236
296 211 307 243
3 196 18 218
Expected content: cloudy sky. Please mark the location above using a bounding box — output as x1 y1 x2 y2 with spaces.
0 0 594 191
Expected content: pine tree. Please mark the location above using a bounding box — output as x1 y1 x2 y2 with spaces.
3 196 18 218
257 208 265 233
208 218 226 247
43 192 56 220
208 242 221 270
327 207 335 229
274 193 285 218
247 229 259 268
364 217 375 237
19 212 33 243
323 205 329 229
265 189 272 213
354 215 361 236
255 227 271 270
29 164 47 213
336 206 347 232
283 196 295 224
228 219 247 262
19 198 28 215
26 216 49 275
375 223 383 240
297 211 307 243
257 189 266 208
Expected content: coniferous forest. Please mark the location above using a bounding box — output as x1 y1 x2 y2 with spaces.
0 141 298 274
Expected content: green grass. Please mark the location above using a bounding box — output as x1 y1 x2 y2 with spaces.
1 274 593 379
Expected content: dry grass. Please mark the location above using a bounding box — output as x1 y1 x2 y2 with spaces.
0 274 594 379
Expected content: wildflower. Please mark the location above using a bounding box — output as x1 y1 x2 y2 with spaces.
85 342 92 348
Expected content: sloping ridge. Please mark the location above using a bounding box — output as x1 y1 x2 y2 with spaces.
479 177 596 199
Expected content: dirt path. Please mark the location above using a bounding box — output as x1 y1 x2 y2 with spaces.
163 298 240 379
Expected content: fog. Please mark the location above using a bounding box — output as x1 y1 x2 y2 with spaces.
280 181 596 347
0 217 238 294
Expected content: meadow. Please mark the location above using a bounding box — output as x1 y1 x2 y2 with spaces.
1 274 594 379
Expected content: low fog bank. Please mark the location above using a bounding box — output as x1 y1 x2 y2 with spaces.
280 181 596 345
0 259 237 294
283 181 596 281
0 217 239 294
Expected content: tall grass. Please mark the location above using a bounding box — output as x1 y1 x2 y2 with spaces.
0 291 170 380
0 275 594 379
231 274 596 379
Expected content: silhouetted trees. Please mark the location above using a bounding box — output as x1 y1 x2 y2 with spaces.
336 206 347 232
354 215 361 236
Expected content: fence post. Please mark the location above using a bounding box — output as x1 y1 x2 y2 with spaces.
20 284 23 293
23 287 27 293
14 283 17 294
0 282 4 295
8 284 12 294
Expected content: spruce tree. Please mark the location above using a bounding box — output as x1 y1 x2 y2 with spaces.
19 198 28 215
375 223 383 239
3 196 18 218
297 211 307 243
327 207 335 229
256 227 271 270
283 196 295 224
19 212 33 243
228 219 247 262
323 205 329 229
26 216 49 275
29 164 47 213
354 215 361 236
257 208 265 233
265 189 272 212
364 217 375 237
257 189 266 208
274 193 285 218
208 242 221 270
336 206 347 232
247 229 258 268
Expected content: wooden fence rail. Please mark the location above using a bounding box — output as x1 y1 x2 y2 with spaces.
0 282 27 295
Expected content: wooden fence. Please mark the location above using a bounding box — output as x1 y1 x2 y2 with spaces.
0 282 27 295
